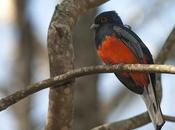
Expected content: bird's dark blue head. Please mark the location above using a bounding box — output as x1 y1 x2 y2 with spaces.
91 11 123 30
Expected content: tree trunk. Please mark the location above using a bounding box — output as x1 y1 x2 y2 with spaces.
11 1 35 130
45 1 109 129
73 9 103 130
45 4 75 130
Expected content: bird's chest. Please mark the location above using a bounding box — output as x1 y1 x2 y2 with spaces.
97 35 137 64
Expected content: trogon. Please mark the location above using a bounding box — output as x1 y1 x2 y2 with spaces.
91 11 165 130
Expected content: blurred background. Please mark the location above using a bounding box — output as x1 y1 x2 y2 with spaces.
0 0 175 130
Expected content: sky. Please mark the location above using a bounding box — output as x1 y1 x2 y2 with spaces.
0 0 175 130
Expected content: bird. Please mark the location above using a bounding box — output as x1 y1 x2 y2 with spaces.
90 11 165 130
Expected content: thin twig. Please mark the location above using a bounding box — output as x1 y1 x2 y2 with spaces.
0 64 175 111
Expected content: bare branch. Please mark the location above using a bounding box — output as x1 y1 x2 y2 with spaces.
164 115 175 122
155 27 175 64
90 112 175 130
91 112 150 130
0 64 175 112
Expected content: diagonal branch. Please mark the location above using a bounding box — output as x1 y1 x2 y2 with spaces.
91 112 150 130
0 64 175 112
155 27 175 64
90 112 175 130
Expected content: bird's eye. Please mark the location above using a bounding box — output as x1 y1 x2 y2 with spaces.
101 17 108 23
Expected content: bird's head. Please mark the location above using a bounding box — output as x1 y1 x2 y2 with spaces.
90 11 123 30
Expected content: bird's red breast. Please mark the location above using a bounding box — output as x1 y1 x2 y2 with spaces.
97 34 149 87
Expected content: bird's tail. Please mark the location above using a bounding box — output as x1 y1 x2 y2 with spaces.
141 78 165 130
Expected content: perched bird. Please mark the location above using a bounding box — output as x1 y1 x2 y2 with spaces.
91 11 165 130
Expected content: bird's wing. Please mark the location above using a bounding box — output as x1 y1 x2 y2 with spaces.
140 43 156 88
113 25 157 94
113 26 144 63
113 25 156 88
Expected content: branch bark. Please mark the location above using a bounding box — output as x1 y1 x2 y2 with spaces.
46 4 75 130
90 112 175 130
0 64 175 112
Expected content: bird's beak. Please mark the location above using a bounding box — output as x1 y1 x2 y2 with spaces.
90 24 99 30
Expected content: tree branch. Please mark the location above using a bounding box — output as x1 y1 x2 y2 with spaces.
91 112 150 130
164 115 175 122
0 64 175 112
90 112 175 130
155 27 175 64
